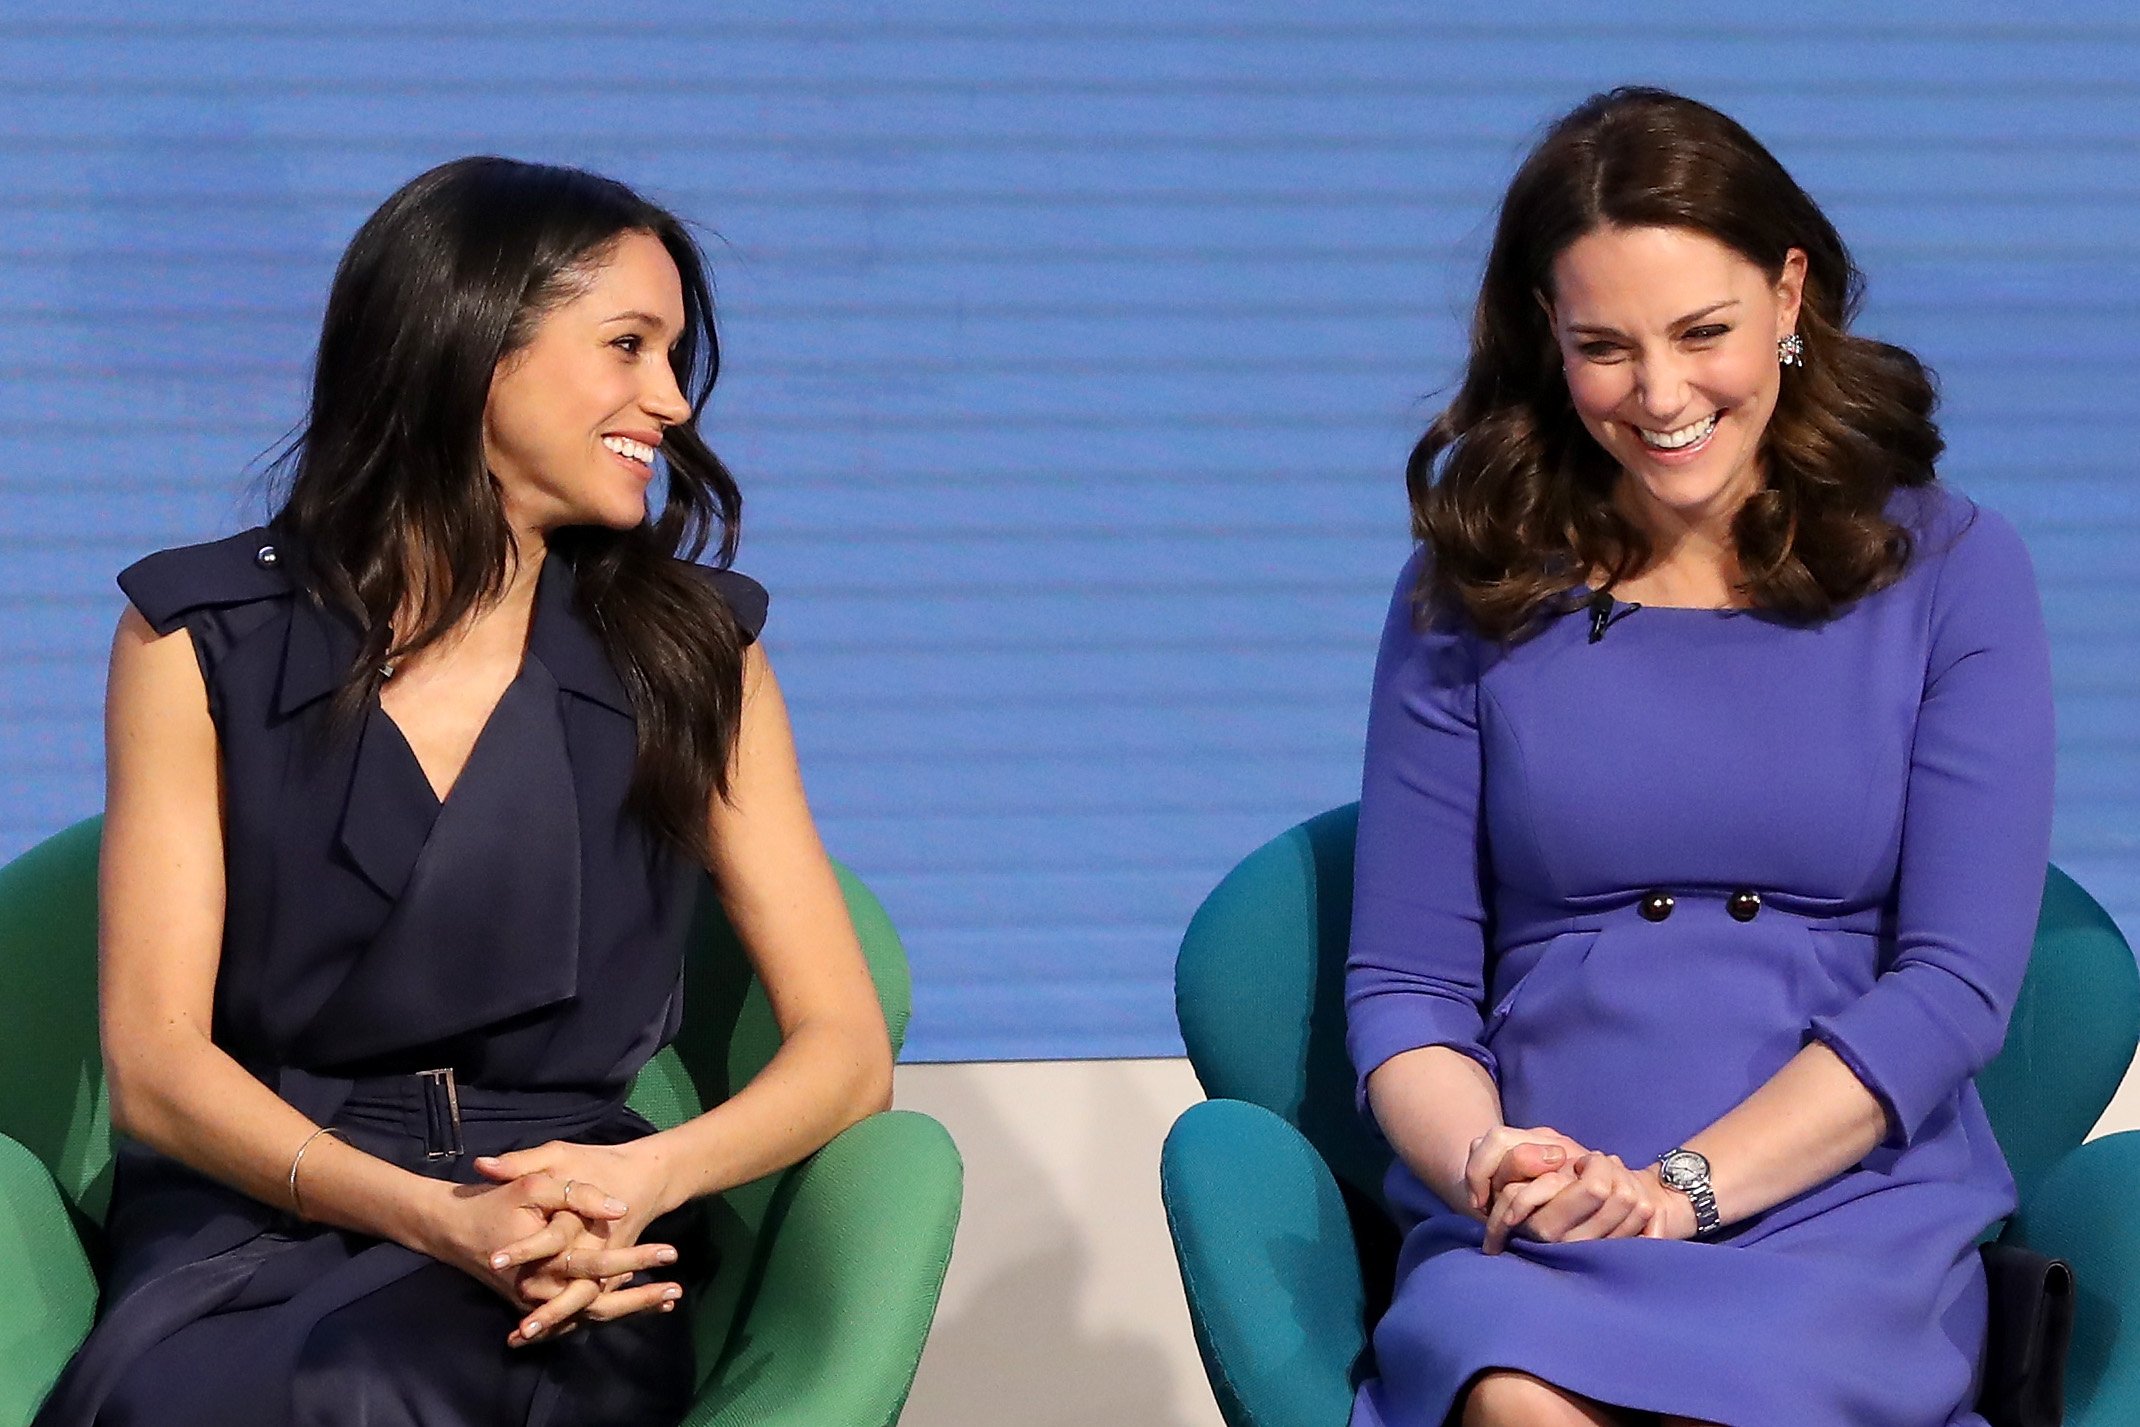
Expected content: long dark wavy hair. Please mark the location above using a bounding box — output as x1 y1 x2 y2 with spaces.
1412 87 1943 638
271 156 745 861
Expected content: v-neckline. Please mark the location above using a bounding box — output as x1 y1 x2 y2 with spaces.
370 554 553 806
375 662 526 808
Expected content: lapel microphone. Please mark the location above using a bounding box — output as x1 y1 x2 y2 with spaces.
1587 589 1642 643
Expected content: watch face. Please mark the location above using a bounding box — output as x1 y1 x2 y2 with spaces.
1659 1149 1709 1190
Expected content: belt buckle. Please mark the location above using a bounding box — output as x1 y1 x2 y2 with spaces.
417 1067 463 1162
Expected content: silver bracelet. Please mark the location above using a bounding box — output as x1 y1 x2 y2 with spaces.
287 1126 346 1220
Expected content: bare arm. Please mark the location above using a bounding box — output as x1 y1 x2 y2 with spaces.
1637 1042 1887 1238
481 644 892 1239
639 643 895 1202
1367 1046 1510 1207
482 643 894 1339
99 608 593 1289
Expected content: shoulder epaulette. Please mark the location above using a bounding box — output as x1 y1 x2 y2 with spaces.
685 563 770 645
117 527 293 636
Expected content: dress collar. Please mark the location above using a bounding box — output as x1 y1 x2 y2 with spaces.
274 536 634 720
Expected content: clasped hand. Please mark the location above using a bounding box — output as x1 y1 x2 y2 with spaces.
1461 1126 1695 1254
437 1140 683 1347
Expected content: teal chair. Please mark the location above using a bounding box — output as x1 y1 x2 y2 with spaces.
0 816 963 1427
1163 803 2140 1426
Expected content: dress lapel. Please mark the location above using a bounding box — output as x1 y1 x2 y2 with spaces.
301 656 586 1062
296 553 626 1064
262 573 441 903
524 552 635 718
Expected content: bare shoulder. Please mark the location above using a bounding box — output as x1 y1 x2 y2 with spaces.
105 604 217 781
109 602 208 701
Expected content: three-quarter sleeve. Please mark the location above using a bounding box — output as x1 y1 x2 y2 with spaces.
1809 507 2056 1148
1345 552 1497 1116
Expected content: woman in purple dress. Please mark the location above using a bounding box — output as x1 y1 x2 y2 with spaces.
37 159 894 1425
1344 89 2053 1426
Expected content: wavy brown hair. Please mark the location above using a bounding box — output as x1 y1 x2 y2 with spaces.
271 157 745 862
1411 87 1942 638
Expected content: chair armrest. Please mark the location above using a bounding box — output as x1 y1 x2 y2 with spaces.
2004 1129 2140 1427
1160 1099 1369 1427
684 1109 963 1427
0 1132 98 1426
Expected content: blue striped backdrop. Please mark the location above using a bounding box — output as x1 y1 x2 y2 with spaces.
2 2 2134 1059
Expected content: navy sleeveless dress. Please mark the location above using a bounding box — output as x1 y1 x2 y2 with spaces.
36 528 767 1427
1345 488 2055 1425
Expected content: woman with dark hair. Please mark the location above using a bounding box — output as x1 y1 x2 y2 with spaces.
1346 89 2051 1425
36 157 893 1426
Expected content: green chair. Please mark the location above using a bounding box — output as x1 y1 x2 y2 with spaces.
1163 802 2140 1427
0 815 963 1427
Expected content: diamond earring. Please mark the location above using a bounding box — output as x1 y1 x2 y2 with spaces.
1777 333 1805 368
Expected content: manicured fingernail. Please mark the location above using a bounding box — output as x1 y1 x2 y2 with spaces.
664 1284 682 1299
656 1248 678 1265
476 1156 498 1166
1542 1147 1565 1163
660 1300 675 1312
521 1320 544 1340
604 1197 627 1214
491 1252 510 1269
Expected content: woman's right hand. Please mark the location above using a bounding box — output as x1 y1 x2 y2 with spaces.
502 1214 685 1345
1459 1125 1588 1218
1481 1150 1658 1253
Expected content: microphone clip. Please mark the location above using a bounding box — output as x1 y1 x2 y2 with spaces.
1586 590 1641 643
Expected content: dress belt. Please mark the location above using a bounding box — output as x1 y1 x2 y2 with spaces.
267 1064 630 1168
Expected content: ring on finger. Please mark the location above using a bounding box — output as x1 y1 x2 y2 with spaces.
561 1179 577 1204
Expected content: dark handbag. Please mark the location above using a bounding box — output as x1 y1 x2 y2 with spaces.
1977 1242 2076 1427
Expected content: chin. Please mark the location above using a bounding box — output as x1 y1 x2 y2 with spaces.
1617 447 1762 517
579 491 653 531
1628 468 1742 513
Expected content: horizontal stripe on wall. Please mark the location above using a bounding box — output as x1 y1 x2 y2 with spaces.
2 0 2134 1058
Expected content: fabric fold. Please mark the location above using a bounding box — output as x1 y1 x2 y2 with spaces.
301 660 585 1064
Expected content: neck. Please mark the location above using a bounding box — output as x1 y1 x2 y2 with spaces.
390 528 547 650
1612 470 1755 595
508 517 550 577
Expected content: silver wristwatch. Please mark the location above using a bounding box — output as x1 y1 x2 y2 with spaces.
1657 1148 1721 1239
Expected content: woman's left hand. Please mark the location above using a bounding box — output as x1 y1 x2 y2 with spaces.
1635 1163 1700 1241
472 1140 682 1343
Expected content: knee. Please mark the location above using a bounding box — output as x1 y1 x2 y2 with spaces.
1460 1370 1615 1427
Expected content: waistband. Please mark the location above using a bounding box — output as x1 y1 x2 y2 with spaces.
1493 886 1891 948
265 1064 630 1165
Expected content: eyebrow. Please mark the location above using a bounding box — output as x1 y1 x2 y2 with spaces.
1565 299 1740 338
601 309 676 332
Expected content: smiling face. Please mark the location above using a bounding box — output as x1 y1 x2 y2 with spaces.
482 230 693 543
1546 224 1805 533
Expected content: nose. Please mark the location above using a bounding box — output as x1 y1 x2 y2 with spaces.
643 358 692 427
1631 350 1693 422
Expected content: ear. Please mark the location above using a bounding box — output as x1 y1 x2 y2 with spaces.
1533 287 1559 331
1774 249 1808 338
1533 288 1567 364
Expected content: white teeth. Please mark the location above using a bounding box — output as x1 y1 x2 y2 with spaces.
602 435 655 464
1636 413 1720 451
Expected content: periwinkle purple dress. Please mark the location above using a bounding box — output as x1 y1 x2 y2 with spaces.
1345 487 2054 1427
